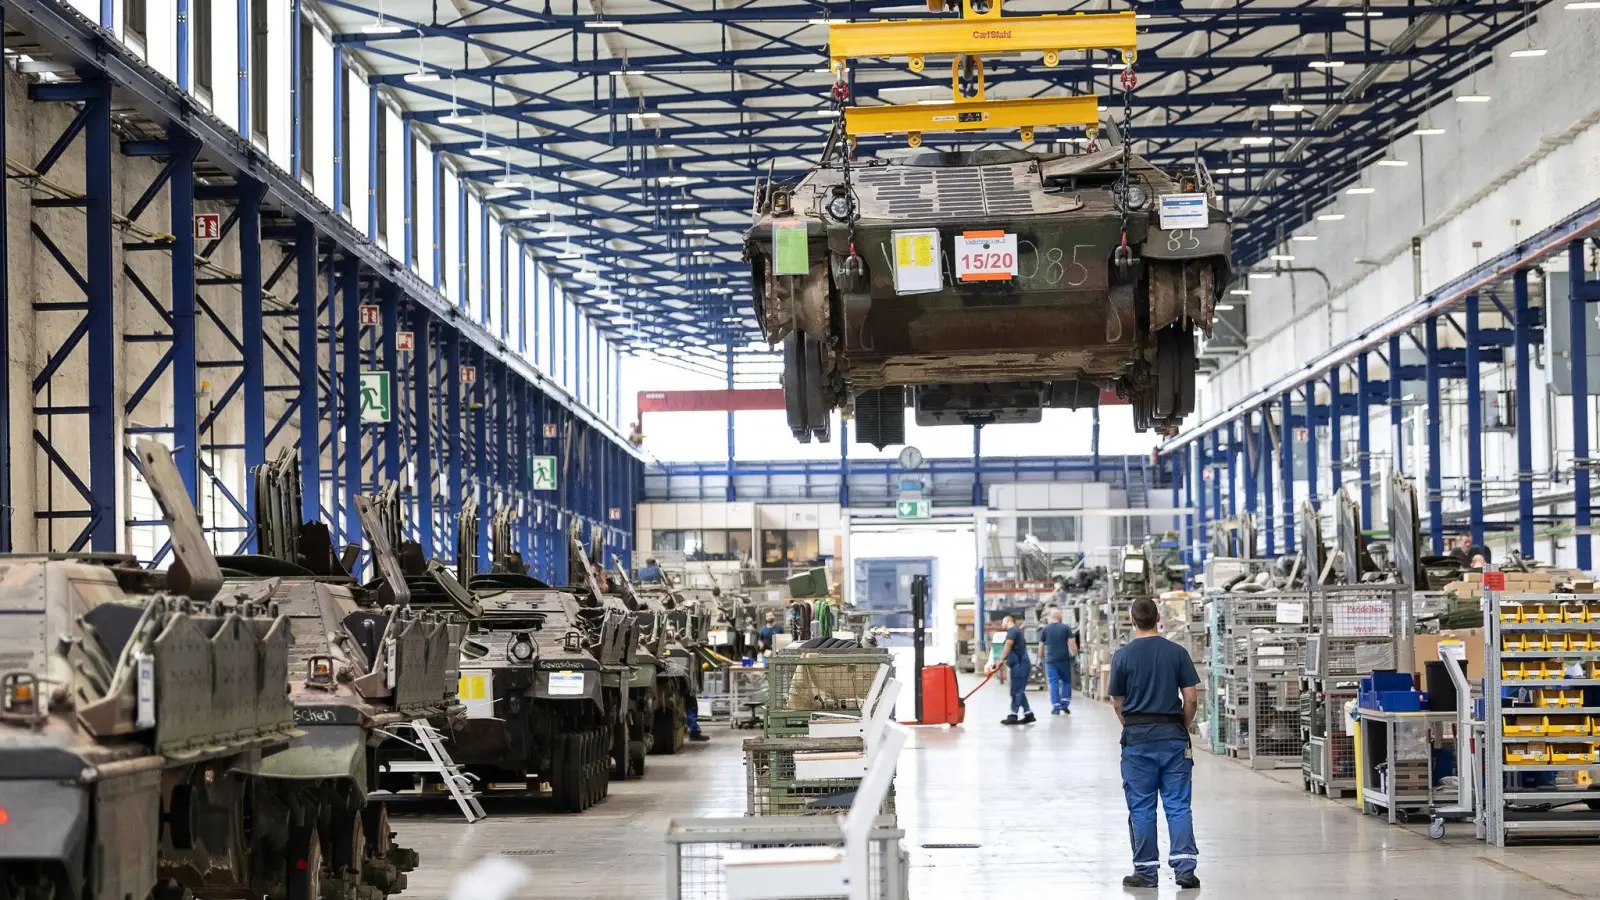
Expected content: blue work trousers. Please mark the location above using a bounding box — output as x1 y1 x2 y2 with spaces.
1046 659 1073 710
1121 738 1198 878
686 702 702 737
1007 663 1031 715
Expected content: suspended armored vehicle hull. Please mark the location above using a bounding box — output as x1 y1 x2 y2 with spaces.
746 146 1231 444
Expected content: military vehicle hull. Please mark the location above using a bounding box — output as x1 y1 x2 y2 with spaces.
745 148 1230 444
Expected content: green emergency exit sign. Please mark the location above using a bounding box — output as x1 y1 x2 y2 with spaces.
896 499 930 519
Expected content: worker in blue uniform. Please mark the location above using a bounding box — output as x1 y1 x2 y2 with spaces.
1038 607 1078 715
987 614 1036 725
1110 597 1201 890
638 558 664 582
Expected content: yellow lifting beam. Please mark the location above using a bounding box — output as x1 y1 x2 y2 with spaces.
844 94 1100 147
827 8 1137 73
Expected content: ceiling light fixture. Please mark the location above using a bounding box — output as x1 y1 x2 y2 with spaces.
585 18 624 29
1346 186 1376 195
627 111 661 120
1248 272 1276 280
670 202 701 210
1509 47 1548 58
1215 303 1236 311
683 227 711 235
1317 213 1346 221
439 113 473 125
1292 235 1318 242
878 84 936 93
404 70 442 84
1270 253 1296 262
1212 167 1241 175
467 145 503 158
1269 103 1305 113
1414 126 1446 136
1309 59 1346 69
1240 136 1274 146
1377 158 1409 166
1566 1 1600 8
363 20 405 35
1229 288 1252 296
1456 92 1491 102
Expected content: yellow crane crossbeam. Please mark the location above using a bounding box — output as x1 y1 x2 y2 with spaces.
844 94 1100 146
828 10 1136 71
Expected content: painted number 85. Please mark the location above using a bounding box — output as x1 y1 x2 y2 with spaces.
1167 230 1201 252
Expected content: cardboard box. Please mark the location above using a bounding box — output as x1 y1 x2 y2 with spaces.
1465 572 1483 583
1414 628 1485 683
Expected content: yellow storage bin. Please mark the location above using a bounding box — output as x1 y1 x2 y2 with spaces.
1537 689 1584 708
1505 742 1550 765
1503 634 1531 652
1528 604 1564 624
1564 604 1590 623
1551 744 1598 764
1544 716 1592 737
1500 604 1526 624
1503 717 1547 737
1576 632 1599 652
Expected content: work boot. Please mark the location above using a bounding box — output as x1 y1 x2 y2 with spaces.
1001 715 1020 725
689 733 710 742
1020 712 1037 724
1051 708 1062 716
1063 706 1072 715
1176 873 1201 890
1122 874 1158 889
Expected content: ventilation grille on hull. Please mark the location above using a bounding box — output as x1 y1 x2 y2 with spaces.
855 165 1039 219
853 387 906 449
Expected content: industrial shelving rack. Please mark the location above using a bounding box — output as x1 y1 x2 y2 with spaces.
1301 586 1413 796
1484 591 1600 845
1216 592 1309 768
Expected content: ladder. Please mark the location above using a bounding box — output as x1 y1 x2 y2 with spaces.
381 719 486 823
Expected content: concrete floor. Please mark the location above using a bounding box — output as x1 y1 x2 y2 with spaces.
392 679 1600 899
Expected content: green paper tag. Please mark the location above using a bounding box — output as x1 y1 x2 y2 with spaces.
773 220 810 275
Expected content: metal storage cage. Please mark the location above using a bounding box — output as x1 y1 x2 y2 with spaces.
666 816 909 900
764 648 894 737
743 736 896 818
1215 592 1310 767
1301 586 1414 795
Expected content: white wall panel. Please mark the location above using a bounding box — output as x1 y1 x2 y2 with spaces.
309 30 334 208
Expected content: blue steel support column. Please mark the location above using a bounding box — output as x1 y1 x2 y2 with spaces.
839 421 850 507
85 79 117 551
474 354 490 569
296 220 320 524
1514 269 1536 558
411 311 435 555
341 257 361 548
1209 431 1222 526
381 284 401 483
1091 407 1101 481
1305 382 1319 511
1328 369 1342 497
1357 351 1374 529
431 150 444 292
1425 317 1445 556
176 0 190 90
1280 392 1295 553
1190 443 1204 569
1465 294 1485 549
725 343 736 502
239 180 266 548
1170 449 1182 542
170 134 200 502
446 331 464 529
236 0 250 140
401 123 414 265
1570 239 1593 571
973 426 984 508
1390 333 1405 476
1227 421 1238 518
1262 410 1276 557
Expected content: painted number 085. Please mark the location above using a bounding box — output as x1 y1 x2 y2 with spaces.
1168 230 1201 252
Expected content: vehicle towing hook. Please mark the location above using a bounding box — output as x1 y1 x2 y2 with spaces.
1113 243 1134 273
842 251 866 289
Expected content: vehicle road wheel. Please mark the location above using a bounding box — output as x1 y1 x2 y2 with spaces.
551 734 575 813
1177 328 1197 417
803 334 831 444
1155 331 1179 419
150 879 195 900
783 332 810 441
285 825 323 900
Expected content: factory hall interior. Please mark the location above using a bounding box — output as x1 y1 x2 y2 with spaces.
10 1 1600 899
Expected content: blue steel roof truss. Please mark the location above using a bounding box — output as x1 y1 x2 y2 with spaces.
302 0 1552 349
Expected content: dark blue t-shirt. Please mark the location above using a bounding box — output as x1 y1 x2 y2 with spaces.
759 624 783 650
1004 626 1030 669
1040 622 1074 663
1109 636 1199 745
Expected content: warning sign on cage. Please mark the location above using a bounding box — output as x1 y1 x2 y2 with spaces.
1330 601 1392 637
460 365 477 385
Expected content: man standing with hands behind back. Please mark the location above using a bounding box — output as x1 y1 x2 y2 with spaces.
1110 597 1201 890
1039 607 1078 715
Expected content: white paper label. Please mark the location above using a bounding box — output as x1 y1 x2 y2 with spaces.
135 652 157 728
1275 601 1305 625
709 628 731 646
954 231 1019 282
1158 193 1210 230
548 671 586 696
891 229 942 294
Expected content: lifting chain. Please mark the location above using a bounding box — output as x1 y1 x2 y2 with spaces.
1114 62 1138 274
831 71 865 285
